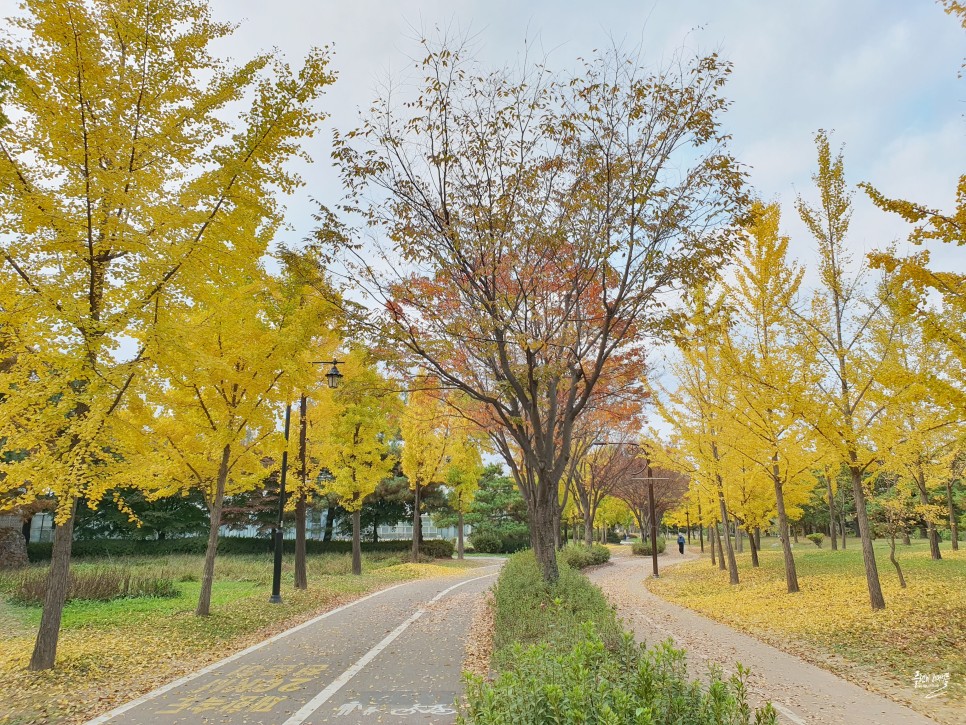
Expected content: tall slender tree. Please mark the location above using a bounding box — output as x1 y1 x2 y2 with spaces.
0 0 333 668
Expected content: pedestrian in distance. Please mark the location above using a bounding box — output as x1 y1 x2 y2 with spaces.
677 531 686 555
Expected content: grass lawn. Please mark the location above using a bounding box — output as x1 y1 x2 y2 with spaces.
647 537 965 718
0 551 475 725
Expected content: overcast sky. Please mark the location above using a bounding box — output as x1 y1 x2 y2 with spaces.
194 0 966 286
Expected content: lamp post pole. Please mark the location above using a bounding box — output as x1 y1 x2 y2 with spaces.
269 360 343 605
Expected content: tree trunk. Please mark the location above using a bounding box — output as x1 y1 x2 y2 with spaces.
457 510 464 560
294 394 309 589
947 478 959 551
29 498 78 670
754 527 761 551
850 466 886 610
888 534 906 588
294 493 307 589
748 527 759 567
323 505 335 542
196 445 231 617
839 485 847 549
351 508 362 575
915 467 941 560
717 489 739 584
584 507 594 547
735 523 743 553
793 526 799 543
902 530 911 546
709 523 716 566
825 472 838 551
773 465 800 593
529 499 559 582
411 481 421 561
713 523 726 571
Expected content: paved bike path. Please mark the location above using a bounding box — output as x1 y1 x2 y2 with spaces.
87 564 500 725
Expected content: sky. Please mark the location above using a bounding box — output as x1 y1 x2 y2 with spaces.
196 0 966 287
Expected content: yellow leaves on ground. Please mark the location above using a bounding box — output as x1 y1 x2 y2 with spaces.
647 544 966 706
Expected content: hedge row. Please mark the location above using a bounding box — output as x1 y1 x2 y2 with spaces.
459 550 777 724
27 536 454 561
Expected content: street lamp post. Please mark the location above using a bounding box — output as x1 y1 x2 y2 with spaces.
269 359 343 604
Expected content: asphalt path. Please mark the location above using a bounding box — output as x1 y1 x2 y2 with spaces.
85 562 501 725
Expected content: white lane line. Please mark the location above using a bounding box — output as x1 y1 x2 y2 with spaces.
282 571 498 725
84 573 476 725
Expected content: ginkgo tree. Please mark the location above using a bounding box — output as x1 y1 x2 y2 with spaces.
0 0 334 669
793 131 908 610
400 381 453 561
444 422 485 559
312 351 398 575
720 201 820 592
124 264 325 617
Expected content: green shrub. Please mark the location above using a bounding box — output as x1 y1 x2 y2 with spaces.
590 543 611 565
420 539 454 558
469 531 503 554
558 543 611 570
633 536 666 556
460 627 777 724
11 567 178 605
806 532 824 548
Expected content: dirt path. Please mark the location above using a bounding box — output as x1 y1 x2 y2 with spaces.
589 546 937 725
84 563 501 725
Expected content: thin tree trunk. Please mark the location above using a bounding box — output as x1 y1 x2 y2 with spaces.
748 527 759 567
915 466 941 560
294 394 309 589
850 466 886 610
888 533 906 588
411 481 421 561
457 510 464 560
714 522 726 571
825 471 838 551
735 523 743 553
351 508 362 575
717 487 739 584
902 530 911 546
29 498 79 670
754 527 761 551
773 463 800 593
584 507 594 547
947 478 959 551
709 523 716 566
839 484 848 549
197 444 231 617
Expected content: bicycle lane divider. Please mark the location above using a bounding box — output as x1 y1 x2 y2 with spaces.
85 566 499 725
282 571 500 725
